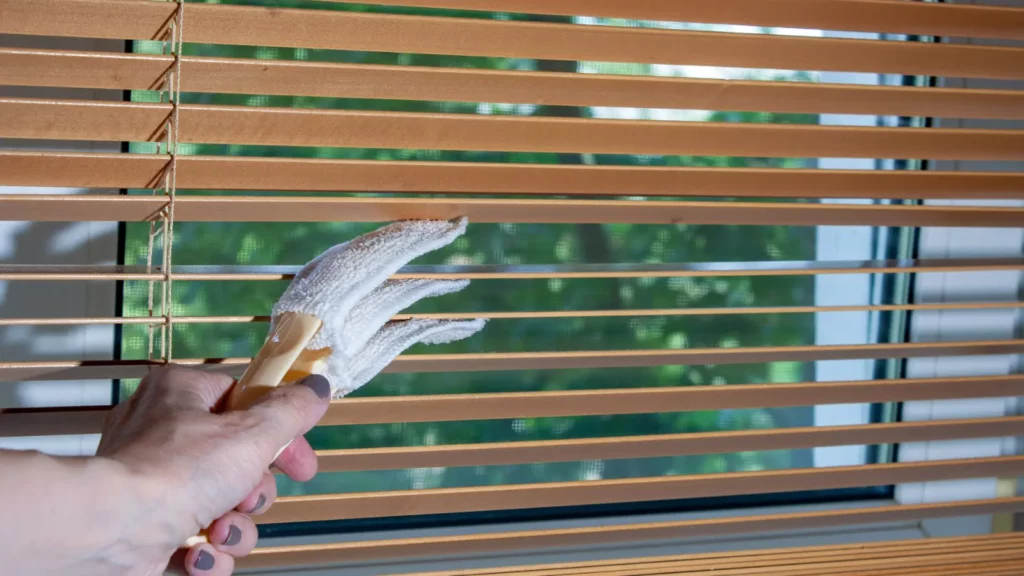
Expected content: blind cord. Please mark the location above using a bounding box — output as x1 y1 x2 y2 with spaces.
146 0 184 363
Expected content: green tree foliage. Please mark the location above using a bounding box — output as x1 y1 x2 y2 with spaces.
124 1 823 496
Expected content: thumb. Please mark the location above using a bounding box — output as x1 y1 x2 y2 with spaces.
243 374 332 462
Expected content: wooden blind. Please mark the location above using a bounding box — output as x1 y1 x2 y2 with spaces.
1 0 1023 570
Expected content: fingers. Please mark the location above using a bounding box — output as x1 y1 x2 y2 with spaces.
178 513 255 575
244 374 331 462
273 435 318 482
209 512 258 558
184 543 235 576
235 470 277 516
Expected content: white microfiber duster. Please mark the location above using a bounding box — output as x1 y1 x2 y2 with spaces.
228 217 486 406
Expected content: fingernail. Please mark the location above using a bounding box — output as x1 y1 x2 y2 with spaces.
298 374 331 401
223 524 242 547
194 550 215 571
251 493 267 514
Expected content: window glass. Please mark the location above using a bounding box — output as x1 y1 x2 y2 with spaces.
122 2 917 509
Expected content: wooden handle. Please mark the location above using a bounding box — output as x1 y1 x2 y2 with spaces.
226 311 325 410
185 311 325 549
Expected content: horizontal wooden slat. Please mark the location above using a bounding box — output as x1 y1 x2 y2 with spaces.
259 456 1024 522
5 375 1023 437
5 50 1024 121
4 195 1024 228
0 407 112 438
5 100 1024 161
4 301 1024 327
524 552 1024 576
5 152 1024 200
315 417 1024 472
3 0 1023 79
390 341 1024 373
1 341 1022 383
239 499 1024 568
3 259 1023 282
404 534 1024 576
348 0 1024 41
410 542 1024 576
326 375 1024 425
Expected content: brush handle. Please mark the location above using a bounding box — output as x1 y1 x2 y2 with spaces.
227 311 325 410
185 311 324 549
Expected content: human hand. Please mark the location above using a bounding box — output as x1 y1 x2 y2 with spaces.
95 366 331 575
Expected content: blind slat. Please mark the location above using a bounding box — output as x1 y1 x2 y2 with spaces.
3 0 1023 79
5 49 1024 121
4 196 1024 228
343 0 1024 41
416 544 1024 576
407 535 1024 576
5 152 1024 200
5 375 1022 437
239 500 1024 568
314 417 1024 472
388 341 1024 373
259 457 1024 522
3 259 1023 282
1 341 1021 383
5 100 1024 160
403 534 1024 576
4 301 1024 326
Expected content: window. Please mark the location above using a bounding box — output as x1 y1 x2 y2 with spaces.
115 3 922 531
2 0 1022 569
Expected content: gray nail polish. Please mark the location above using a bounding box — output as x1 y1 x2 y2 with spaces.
194 550 215 571
251 493 267 514
298 374 331 401
223 524 242 547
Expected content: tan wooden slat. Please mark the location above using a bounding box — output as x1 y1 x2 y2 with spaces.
239 503 1024 568
5 49 1024 121
323 375 1024 424
4 195 1024 228
6 152 1024 200
386 340 1024 373
4 259 1024 282
401 535 1024 576
403 533 1024 576
259 456 1024 522
5 301 1024 327
3 0 1023 79
479 540 1024 576
5 375 1023 437
5 100 1024 161
579 550 1024 576
314 417 1024 472
521 536 1024 576
462 548 1024 576
0 407 114 438
0 265 166 281
346 0 1024 41
426 545 1024 576
1 341 1022 384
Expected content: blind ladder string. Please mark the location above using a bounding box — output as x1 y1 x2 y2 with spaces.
146 0 184 362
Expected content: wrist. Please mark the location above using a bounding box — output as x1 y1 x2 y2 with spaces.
87 455 195 569
0 450 174 576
